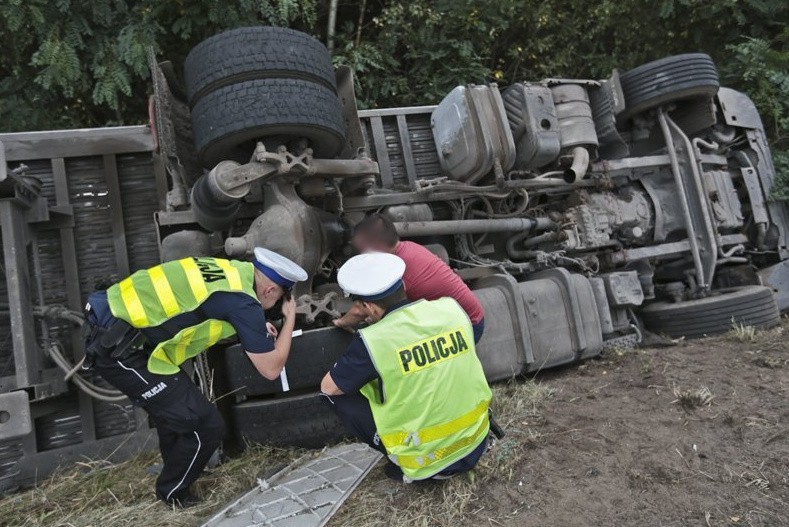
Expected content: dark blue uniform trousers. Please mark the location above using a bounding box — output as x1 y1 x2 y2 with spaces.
92 347 225 501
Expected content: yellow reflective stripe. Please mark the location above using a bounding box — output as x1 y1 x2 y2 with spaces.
174 327 197 365
381 400 489 447
215 260 242 290
208 320 223 346
396 416 489 471
148 265 180 318
119 278 148 327
180 258 208 301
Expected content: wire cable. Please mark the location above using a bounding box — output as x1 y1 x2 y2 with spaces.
35 304 128 402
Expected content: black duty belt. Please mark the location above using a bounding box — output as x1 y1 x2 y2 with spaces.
82 318 145 369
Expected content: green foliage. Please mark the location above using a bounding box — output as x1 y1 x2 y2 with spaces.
723 36 789 142
0 0 787 196
334 0 517 107
771 150 789 201
0 0 318 130
722 35 789 199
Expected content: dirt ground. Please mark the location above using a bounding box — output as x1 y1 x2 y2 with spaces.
2 320 788 526
332 320 789 527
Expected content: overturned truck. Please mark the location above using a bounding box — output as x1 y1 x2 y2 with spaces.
1 26 788 490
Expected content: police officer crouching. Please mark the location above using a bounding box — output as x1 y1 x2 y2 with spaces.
83 248 307 506
321 252 493 482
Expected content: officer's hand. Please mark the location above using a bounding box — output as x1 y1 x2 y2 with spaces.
333 318 356 333
282 296 297 322
266 322 279 339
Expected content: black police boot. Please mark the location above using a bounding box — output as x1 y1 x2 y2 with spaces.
383 462 404 482
158 488 202 508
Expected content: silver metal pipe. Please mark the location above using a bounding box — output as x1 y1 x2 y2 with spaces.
394 217 553 237
657 109 706 287
565 146 590 184
680 129 719 285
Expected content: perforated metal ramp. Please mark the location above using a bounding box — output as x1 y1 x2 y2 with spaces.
202 443 382 527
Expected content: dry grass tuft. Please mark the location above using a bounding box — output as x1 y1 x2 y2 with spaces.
672 385 714 411
0 445 299 527
331 379 556 527
0 378 556 527
729 320 757 342
332 473 479 527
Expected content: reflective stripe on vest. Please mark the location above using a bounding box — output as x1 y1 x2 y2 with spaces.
379 400 489 447
395 417 490 471
359 297 492 480
106 257 257 375
148 265 180 318
180 258 210 303
119 277 148 327
147 319 235 375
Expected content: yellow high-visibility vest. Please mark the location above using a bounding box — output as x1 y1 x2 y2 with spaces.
106 257 256 374
359 297 492 480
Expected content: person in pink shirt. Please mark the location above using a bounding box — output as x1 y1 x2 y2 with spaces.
333 214 486 342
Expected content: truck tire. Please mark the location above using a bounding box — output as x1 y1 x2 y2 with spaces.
619 53 719 119
640 285 780 339
230 393 348 449
184 26 337 105
191 78 346 167
221 328 354 398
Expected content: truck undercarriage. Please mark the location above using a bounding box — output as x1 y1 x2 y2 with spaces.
1 26 788 490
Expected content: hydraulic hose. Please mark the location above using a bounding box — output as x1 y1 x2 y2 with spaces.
33 304 128 402
505 220 560 259
47 342 128 402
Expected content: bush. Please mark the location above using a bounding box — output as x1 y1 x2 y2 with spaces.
722 36 789 199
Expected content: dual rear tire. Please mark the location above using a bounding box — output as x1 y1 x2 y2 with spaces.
185 26 346 168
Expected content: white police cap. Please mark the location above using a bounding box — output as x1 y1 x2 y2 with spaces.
253 247 308 290
338 252 406 301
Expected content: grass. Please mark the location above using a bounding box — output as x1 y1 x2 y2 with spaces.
729 320 757 342
0 445 299 527
6 321 788 526
331 379 557 527
0 378 557 527
15 320 789 526
671 384 714 411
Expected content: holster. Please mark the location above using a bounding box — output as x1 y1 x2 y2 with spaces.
82 318 144 368
81 322 105 369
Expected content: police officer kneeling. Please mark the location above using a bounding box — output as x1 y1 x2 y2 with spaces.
321 253 493 482
83 248 307 506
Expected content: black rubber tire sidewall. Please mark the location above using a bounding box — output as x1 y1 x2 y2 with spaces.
620 53 720 119
231 393 348 449
640 286 780 339
191 78 346 167
184 26 336 104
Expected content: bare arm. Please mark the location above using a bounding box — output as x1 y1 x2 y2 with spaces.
320 371 344 396
246 297 297 380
